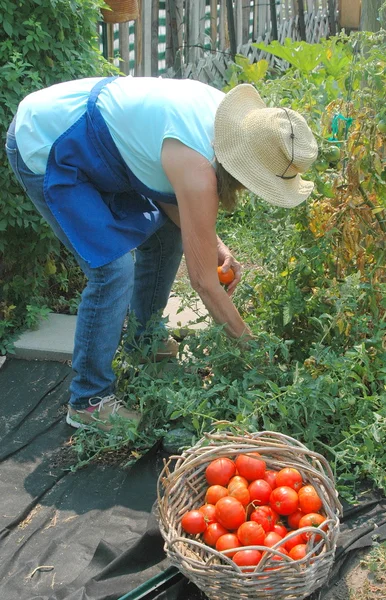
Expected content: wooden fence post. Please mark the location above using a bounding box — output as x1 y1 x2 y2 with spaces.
210 0 218 50
226 0 237 58
119 23 131 74
297 0 307 39
135 0 143 75
151 0 159 75
270 0 278 40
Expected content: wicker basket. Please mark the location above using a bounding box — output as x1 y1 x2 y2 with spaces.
157 430 342 600
101 0 138 23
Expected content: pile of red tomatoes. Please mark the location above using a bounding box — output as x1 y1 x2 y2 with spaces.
180 453 327 571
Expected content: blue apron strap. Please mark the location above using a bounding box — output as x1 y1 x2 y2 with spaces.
87 76 118 116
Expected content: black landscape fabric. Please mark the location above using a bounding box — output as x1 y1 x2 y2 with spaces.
0 359 385 600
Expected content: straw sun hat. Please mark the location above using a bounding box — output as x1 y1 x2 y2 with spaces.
214 84 318 208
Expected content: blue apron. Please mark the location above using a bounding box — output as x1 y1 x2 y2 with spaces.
44 77 177 268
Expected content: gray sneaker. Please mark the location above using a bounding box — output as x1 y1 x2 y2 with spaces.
66 394 141 433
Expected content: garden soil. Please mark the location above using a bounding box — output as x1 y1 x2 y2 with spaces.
0 358 385 600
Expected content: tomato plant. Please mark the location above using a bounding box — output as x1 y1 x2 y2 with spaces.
270 486 299 515
215 496 246 530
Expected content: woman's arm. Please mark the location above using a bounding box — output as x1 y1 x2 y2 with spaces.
161 138 253 340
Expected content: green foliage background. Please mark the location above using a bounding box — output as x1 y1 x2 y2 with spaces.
0 0 115 352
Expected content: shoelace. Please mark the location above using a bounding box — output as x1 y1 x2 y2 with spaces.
89 394 124 414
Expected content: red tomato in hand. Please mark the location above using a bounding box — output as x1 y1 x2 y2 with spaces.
198 504 217 525
203 522 228 547
298 485 323 513
237 521 266 546
276 467 303 491
235 453 266 482
181 510 207 535
233 549 262 571
270 486 299 515
216 533 242 557
287 509 305 530
248 479 272 505
215 496 246 530
205 485 228 505
264 470 278 490
205 457 236 486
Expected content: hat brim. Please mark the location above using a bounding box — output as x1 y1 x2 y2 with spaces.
214 84 315 208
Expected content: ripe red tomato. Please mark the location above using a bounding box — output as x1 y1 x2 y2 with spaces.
205 485 228 505
233 549 262 571
287 509 305 530
298 513 326 542
272 523 288 537
250 509 271 533
270 486 299 516
203 522 228 547
181 510 207 535
229 485 250 507
283 532 305 552
198 504 217 525
205 457 236 486
264 470 278 490
248 479 272 505
216 533 242 557
257 505 279 526
237 521 266 546
228 475 249 492
235 453 266 482
289 544 308 560
298 485 323 513
215 496 246 530
263 531 283 547
265 546 289 570
276 467 303 491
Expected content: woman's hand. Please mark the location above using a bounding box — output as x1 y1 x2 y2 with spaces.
217 236 242 296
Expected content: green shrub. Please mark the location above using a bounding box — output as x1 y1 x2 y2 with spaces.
0 0 116 353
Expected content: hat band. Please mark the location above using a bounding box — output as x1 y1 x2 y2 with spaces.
276 108 296 180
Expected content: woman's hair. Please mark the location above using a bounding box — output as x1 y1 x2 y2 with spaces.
216 161 244 212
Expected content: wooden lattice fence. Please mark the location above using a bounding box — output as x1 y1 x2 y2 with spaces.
99 0 338 86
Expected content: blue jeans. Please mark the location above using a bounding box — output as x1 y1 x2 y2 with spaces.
5 121 183 407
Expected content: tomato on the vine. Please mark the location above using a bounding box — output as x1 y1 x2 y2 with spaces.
237 521 265 546
205 457 236 486
235 453 266 481
181 510 207 535
298 485 323 513
215 496 246 530
270 486 299 515
275 467 303 491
